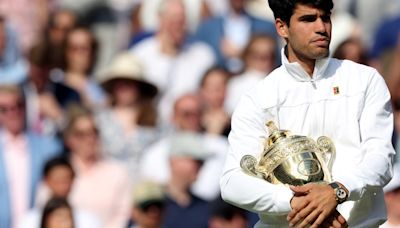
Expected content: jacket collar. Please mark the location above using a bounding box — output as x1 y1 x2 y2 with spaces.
281 47 330 82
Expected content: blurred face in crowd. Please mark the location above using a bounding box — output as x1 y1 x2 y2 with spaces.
111 79 140 107
44 206 74 228
45 166 74 198
50 10 76 45
170 156 203 187
0 89 25 135
229 0 245 13
132 202 165 228
210 214 248 228
244 36 276 74
65 116 99 160
0 20 5 58
65 28 94 74
159 0 187 46
173 95 202 131
200 69 229 109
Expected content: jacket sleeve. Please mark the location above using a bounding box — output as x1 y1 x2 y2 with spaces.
220 87 293 215
335 70 396 201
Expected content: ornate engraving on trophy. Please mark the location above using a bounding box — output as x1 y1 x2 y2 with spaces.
240 121 335 186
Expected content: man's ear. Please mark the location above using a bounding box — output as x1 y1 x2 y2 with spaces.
275 19 289 39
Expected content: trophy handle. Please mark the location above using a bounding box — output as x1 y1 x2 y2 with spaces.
316 136 336 172
240 155 261 178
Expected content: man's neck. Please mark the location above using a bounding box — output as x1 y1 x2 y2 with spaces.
285 47 316 77
166 179 191 207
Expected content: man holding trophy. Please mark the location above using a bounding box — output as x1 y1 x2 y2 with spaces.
220 0 396 227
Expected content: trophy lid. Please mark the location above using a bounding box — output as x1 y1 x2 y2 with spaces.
266 121 288 146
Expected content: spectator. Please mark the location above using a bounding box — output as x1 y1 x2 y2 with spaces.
140 93 228 201
54 26 105 108
195 0 276 72
130 181 166 228
163 132 212 228
369 16 400 72
45 9 77 70
22 43 81 136
333 37 368 65
63 105 131 228
225 34 277 114
19 156 101 228
208 197 248 228
0 85 61 228
40 197 74 228
131 0 216 126
96 52 159 183
199 67 231 136
380 164 400 228
0 16 28 85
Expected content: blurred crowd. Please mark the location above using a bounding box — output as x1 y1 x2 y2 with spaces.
1 0 400 227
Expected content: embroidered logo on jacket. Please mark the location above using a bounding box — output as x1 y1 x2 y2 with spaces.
333 86 340 95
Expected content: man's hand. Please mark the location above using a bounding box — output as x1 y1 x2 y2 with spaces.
320 210 348 228
287 183 338 227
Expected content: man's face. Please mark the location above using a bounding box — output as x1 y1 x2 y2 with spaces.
282 4 332 62
159 0 186 46
0 92 25 134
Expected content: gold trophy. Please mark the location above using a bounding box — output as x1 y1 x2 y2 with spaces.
240 121 335 185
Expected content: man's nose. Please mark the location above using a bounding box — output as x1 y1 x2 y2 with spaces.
315 18 327 33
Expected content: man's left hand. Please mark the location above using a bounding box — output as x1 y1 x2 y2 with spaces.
287 183 338 227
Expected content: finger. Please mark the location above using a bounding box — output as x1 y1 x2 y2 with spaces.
310 211 329 228
287 199 309 221
296 209 320 228
290 185 309 193
336 214 346 225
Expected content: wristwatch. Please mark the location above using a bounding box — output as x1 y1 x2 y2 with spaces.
329 182 348 204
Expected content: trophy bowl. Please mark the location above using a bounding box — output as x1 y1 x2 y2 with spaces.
240 121 335 186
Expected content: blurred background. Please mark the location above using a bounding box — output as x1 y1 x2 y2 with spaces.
1 0 400 227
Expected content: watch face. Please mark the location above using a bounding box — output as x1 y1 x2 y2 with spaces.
337 188 347 199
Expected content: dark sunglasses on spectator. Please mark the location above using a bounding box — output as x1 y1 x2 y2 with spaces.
0 102 24 114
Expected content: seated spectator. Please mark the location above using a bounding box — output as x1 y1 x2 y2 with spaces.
40 197 74 228
140 93 228 201
22 43 81 136
332 37 368 65
380 164 400 228
96 52 159 184
53 26 105 108
0 85 61 228
0 16 28 85
195 0 277 72
163 132 212 228
63 105 131 227
130 181 166 228
208 197 248 228
130 0 216 126
19 156 101 228
369 16 400 71
45 9 77 70
225 34 277 114
199 67 231 136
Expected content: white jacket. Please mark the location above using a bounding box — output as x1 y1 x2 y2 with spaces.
220 50 396 227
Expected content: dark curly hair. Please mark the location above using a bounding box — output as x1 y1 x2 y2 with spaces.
268 0 334 26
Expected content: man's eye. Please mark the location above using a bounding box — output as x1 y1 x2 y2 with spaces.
300 16 317 22
321 15 331 22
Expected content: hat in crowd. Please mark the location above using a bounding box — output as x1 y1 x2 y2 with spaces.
97 52 158 98
168 131 212 161
133 181 165 208
384 163 400 193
